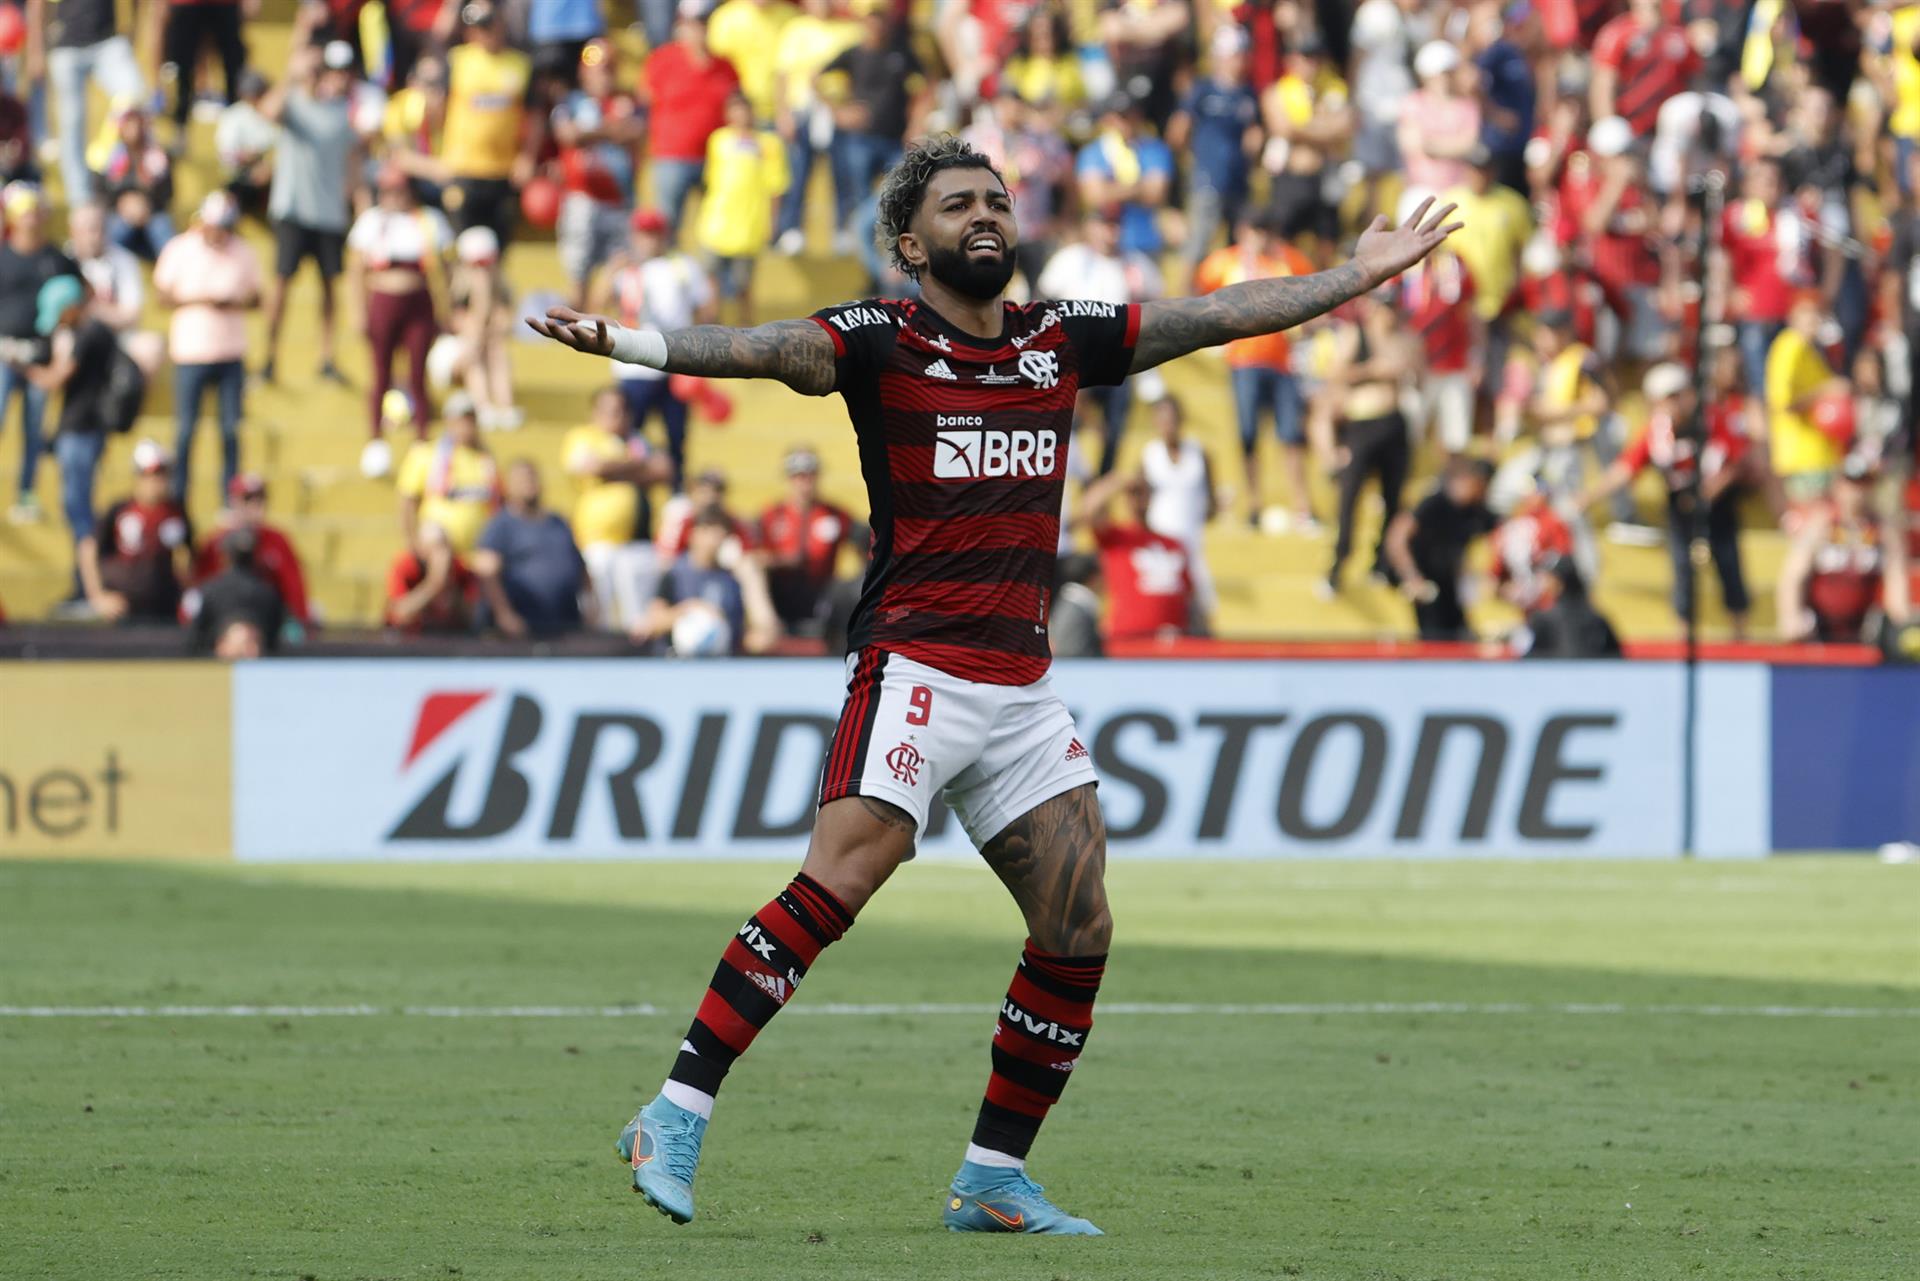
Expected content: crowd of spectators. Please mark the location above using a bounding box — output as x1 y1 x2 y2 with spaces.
2 0 1920 658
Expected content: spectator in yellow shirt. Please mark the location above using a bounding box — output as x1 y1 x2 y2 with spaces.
1765 293 1848 506
397 392 501 556
441 2 539 250
697 93 791 325
771 0 862 255
1443 147 1532 324
563 386 675 629
707 0 798 122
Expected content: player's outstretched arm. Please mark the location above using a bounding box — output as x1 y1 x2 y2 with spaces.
1129 198 1463 373
526 307 838 397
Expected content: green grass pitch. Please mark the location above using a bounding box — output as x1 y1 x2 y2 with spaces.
1 858 1915 1280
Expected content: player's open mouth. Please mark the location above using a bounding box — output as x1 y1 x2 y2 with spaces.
967 235 1003 256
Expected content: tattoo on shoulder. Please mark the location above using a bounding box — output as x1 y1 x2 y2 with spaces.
663 319 837 396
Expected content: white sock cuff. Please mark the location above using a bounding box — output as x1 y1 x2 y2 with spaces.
660 1079 715 1120
962 1143 1025 1170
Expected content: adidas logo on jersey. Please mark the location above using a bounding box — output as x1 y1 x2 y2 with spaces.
925 358 957 380
933 429 1058 480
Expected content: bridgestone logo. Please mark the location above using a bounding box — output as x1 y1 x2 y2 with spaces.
933 429 1058 480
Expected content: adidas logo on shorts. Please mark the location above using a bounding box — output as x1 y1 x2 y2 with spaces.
1064 738 1088 762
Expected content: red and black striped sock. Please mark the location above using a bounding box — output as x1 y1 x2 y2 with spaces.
664 873 854 1112
968 942 1106 1163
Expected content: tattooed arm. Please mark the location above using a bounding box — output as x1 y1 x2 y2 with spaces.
526 308 839 397
1129 198 1464 373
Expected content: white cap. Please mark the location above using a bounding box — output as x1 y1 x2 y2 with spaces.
454 224 499 265
323 40 356 71
442 390 478 420
1210 24 1248 59
1352 0 1402 51
1588 115 1635 158
1414 41 1460 81
1643 363 1690 401
198 188 240 227
131 437 172 474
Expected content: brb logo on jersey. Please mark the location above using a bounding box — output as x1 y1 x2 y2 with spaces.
933 417 1058 480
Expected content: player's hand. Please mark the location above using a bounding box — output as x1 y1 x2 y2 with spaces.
1353 197 1464 288
526 306 617 356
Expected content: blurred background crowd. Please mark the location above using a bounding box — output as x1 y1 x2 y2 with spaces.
0 0 1918 659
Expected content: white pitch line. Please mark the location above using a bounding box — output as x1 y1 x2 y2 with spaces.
0 1002 1915 1020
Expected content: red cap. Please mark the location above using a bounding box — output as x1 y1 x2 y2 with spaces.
228 472 267 500
630 208 669 236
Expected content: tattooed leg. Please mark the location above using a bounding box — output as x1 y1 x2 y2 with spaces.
965 783 1110 1168
978 784 1112 955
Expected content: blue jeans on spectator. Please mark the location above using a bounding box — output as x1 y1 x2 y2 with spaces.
650 158 704 235
0 361 47 500
173 359 245 503
638 0 676 48
618 375 689 487
107 209 175 263
1230 365 1304 450
830 131 900 231
53 429 106 541
1735 320 1781 403
1083 380 1133 477
777 132 826 241
47 36 146 204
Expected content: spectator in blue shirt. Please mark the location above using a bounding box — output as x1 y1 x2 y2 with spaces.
472 459 591 638
1469 3 1535 193
1168 26 1260 283
1075 93 1173 258
648 506 749 655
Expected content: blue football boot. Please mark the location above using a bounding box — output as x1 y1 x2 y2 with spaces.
615 1095 707 1224
942 1161 1104 1235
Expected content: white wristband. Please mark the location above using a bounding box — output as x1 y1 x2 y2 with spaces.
609 324 669 369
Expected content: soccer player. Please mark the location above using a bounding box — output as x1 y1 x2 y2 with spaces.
529 135 1459 1235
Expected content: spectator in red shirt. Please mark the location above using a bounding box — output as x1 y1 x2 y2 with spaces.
1560 115 1666 361
385 519 473 635
192 473 314 630
641 14 740 235
657 467 755 562
1583 360 1753 635
1493 488 1579 617
1079 469 1198 641
1398 239 1480 455
1716 157 1798 395
757 445 858 635
550 37 645 307
1591 0 1700 138
80 438 193 624
1776 453 1911 642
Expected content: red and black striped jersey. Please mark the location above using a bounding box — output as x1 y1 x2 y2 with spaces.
808 295 1140 685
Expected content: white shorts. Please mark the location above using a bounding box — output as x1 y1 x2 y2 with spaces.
1415 372 1475 453
817 649 1097 847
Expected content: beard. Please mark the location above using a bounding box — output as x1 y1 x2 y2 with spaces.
924 240 1018 301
